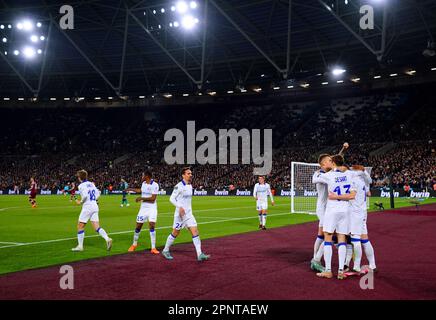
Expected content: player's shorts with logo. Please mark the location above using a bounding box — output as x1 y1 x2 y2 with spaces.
323 209 349 234
172 209 197 230
136 206 158 223
349 210 368 235
256 200 268 211
78 204 99 223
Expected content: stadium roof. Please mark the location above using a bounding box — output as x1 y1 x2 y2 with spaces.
0 0 435 98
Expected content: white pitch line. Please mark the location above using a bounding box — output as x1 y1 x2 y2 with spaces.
0 241 25 245
0 211 292 250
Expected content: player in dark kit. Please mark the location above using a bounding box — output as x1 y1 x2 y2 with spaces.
28 177 38 208
70 182 78 202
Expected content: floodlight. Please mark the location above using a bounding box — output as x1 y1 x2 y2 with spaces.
23 47 36 58
30 35 38 42
13 50 20 55
40 36 45 41
176 1 189 14
190 1 198 9
332 68 346 76
22 20 33 31
181 15 196 29
2 37 6 43
37 22 42 27
173 21 179 28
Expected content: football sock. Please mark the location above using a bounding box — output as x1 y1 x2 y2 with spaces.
345 244 353 267
149 228 156 249
133 228 141 245
314 235 324 260
315 242 324 262
262 214 267 226
362 239 376 269
338 242 347 271
77 230 85 248
323 242 333 272
192 235 202 257
258 213 262 224
351 235 362 271
164 233 176 252
96 227 109 241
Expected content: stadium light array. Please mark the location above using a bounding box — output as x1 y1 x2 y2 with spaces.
287 85 294 89
3 97 10 100
273 86 280 90
322 82 329 85
227 90 234 94
168 1 199 31
374 75 381 79
240 89 247 93
406 70 416 75
183 93 189 97
253 87 262 92
351 77 361 83
2 19 46 60
50 98 56 101
337 80 344 83
431 67 436 71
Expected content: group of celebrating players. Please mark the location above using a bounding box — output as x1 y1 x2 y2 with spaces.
26 142 375 275
310 143 377 280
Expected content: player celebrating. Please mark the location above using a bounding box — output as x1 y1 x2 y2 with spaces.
120 178 130 207
310 154 332 272
162 167 210 261
310 143 349 272
72 170 112 252
126 172 159 254
313 155 356 280
346 165 377 273
253 176 275 230
28 177 38 208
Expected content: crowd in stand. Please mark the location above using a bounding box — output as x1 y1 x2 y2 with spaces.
1 88 435 192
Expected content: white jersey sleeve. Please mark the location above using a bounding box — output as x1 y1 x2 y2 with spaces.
312 171 329 184
152 183 159 195
170 182 183 209
253 183 258 199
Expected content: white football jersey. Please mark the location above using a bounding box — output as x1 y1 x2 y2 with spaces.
314 169 356 212
140 180 159 209
170 180 193 213
78 180 100 206
312 170 328 214
350 170 372 212
253 183 273 201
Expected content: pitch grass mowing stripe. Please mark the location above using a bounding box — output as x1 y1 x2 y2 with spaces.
0 211 291 250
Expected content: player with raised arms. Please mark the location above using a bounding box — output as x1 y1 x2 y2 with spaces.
310 143 349 272
253 176 275 230
72 170 112 252
313 154 356 279
126 171 159 254
162 167 210 261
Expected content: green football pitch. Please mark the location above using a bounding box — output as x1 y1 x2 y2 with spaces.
0 195 434 275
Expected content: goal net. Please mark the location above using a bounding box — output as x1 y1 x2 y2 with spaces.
290 162 372 214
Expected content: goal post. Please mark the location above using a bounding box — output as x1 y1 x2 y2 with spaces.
291 162 319 214
290 162 372 214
